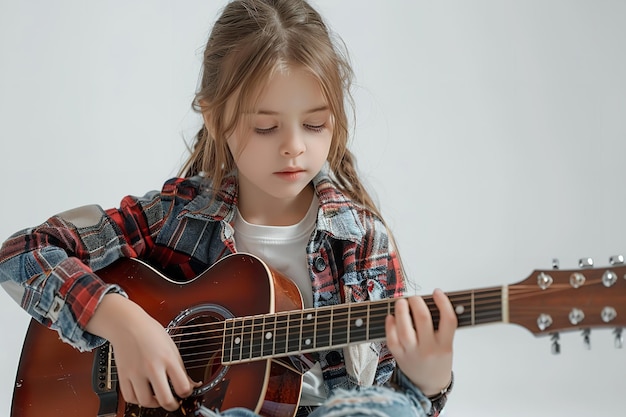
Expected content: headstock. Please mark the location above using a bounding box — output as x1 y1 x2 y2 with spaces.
507 256 626 351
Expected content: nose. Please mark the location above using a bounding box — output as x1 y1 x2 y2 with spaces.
280 128 306 157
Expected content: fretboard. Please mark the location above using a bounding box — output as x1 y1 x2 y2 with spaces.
221 286 503 364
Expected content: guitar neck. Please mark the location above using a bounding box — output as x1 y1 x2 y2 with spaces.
222 286 504 364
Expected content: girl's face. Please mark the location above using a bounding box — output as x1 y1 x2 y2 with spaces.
226 65 333 219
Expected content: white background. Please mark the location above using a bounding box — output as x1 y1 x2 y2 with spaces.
1 1 625 415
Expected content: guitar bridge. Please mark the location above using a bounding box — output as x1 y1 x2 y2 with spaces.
91 342 118 416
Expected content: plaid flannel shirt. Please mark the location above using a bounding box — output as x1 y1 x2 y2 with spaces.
0 168 406 394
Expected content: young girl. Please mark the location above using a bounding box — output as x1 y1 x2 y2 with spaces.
0 0 456 416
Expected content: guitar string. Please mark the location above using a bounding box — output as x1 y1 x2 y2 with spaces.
109 285 608 384
103 275 618 381
103 290 506 381
155 280 594 364
103 284 608 380
157 290 516 356
160 287 504 334
157 277 610 343
163 291 504 356
177 276 591 340
148 290 504 358
114 280 610 377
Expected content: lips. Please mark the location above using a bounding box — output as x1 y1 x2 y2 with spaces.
275 167 305 174
274 167 306 181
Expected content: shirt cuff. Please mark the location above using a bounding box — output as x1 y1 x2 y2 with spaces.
390 368 453 417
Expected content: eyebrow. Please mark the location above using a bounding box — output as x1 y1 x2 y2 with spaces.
255 105 330 116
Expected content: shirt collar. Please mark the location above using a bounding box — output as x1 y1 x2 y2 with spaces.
312 170 366 243
181 167 366 242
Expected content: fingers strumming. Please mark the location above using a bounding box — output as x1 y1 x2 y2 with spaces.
152 378 180 411
119 380 137 409
134 380 160 409
169 366 195 399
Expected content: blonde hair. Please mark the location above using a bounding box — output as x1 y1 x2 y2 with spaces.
180 0 380 218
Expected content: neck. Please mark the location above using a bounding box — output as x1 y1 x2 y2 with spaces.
221 286 505 364
237 183 314 226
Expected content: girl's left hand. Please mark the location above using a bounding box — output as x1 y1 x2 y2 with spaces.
385 289 457 396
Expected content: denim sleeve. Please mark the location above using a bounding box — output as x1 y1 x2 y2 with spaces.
0 190 164 351
0 205 131 350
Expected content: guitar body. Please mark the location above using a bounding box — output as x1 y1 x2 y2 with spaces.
11 254 304 417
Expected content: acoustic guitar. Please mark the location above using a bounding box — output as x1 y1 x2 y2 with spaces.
10 253 626 416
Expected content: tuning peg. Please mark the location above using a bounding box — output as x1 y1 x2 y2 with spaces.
578 258 594 268
609 255 624 265
614 328 623 349
552 258 560 270
550 333 561 355
581 329 591 350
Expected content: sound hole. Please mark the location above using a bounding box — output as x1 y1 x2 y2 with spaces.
167 304 232 396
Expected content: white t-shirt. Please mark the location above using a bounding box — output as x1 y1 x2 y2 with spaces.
233 195 327 405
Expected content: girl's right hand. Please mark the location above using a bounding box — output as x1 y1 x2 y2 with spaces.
86 293 198 411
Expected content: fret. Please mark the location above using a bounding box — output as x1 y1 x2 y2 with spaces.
230 317 246 362
241 317 254 360
447 288 503 329
261 314 276 359
348 303 369 343
295 310 304 352
312 307 318 350
248 315 263 360
332 305 348 346
367 301 389 341
474 296 502 325
287 311 302 352
223 319 235 362
301 311 316 351
315 308 332 349
274 312 288 355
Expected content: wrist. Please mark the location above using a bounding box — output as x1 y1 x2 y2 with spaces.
390 369 454 417
425 372 454 417
85 293 139 341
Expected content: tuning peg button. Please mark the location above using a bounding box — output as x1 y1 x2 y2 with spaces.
609 255 624 265
601 306 617 323
568 308 585 325
537 273 553 290
578 258 594 268
570 272 586 288
602 270 618 287
537 313 553 331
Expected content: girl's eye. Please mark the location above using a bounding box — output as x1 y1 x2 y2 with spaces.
304 123 325 133
255 124 326 134
255 126 276 135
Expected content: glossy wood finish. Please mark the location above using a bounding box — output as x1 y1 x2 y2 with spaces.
11 254 303 417
12 254 626 416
